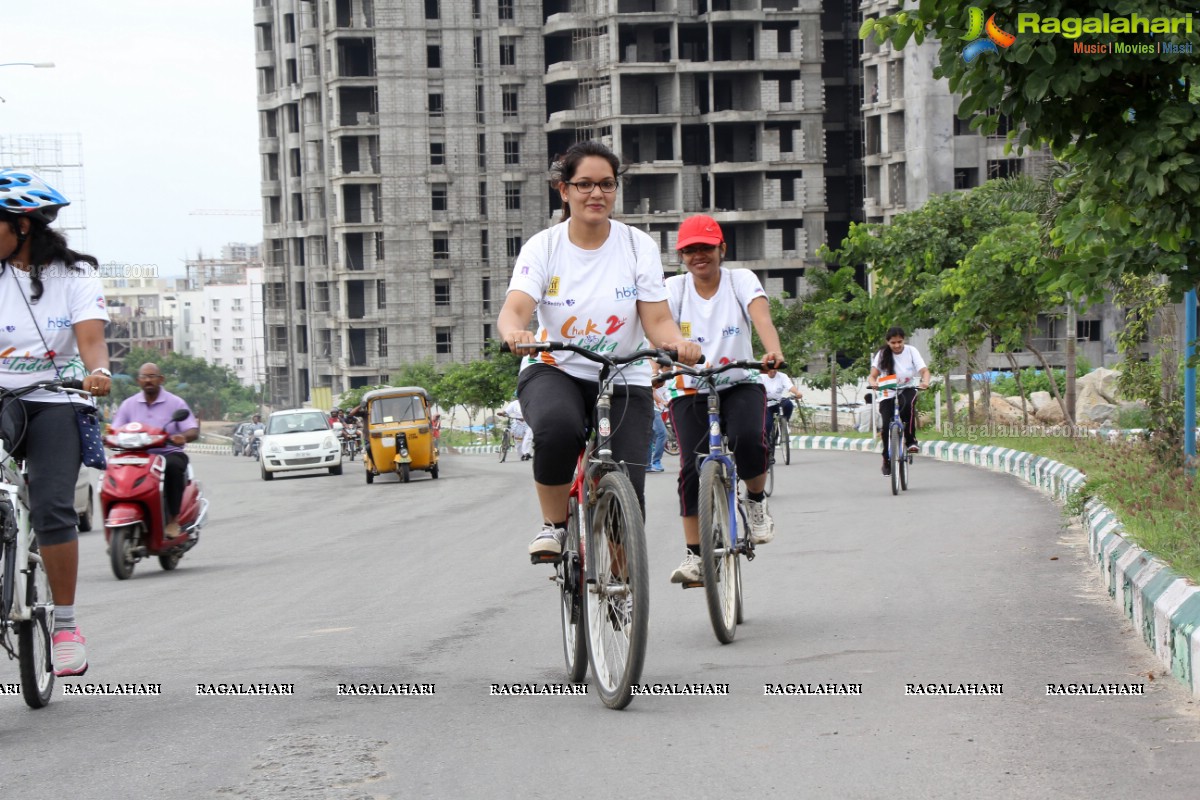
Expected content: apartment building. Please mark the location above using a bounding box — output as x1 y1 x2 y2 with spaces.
256 0 550 405
102 277 175 373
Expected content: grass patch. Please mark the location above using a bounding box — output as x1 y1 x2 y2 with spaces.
915 425 1200 583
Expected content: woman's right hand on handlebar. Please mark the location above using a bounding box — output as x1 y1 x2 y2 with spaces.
664 340 702 366
503 330 537 353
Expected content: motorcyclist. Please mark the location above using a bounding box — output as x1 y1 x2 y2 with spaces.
111 362 199 538
244 413 264 457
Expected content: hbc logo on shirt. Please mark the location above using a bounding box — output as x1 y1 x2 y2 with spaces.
614 285 638 300
46 316 72 330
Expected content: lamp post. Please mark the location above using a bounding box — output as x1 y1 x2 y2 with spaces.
0 62 55 103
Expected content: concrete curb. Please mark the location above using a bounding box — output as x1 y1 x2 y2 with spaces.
794 435 1200 698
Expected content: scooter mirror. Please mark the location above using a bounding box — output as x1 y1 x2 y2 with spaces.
170 409 190 422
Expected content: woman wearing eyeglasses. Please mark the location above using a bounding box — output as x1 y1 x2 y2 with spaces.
498 141 701 560
660 215 786 584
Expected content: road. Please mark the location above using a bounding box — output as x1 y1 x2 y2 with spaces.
2 449 1199 798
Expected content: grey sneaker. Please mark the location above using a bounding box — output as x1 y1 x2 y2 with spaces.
528 525 566 558
670 552 703 584
746 498 775 544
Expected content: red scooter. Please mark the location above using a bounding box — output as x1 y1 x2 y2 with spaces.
100 409 208 579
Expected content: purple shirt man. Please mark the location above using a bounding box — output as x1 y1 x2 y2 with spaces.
112 363 199 455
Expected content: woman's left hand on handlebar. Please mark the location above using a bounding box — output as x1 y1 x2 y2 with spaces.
760 351 785 371
82 373 111 397
665 340 702 366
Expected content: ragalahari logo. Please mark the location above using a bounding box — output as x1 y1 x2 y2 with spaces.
961 8 1017 63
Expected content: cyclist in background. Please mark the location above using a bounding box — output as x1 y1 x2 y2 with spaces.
760 366 803 445
497 396 533 461
497 140 700 560
0 170 112 677
662 215 785 584
867 326 930 476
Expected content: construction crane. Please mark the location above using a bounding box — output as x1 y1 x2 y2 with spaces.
189 209 262 216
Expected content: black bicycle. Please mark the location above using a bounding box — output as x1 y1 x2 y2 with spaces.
498 419 513 463
764 404 791 497
512 341 678 709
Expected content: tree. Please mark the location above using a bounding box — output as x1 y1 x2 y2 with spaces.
862 1 1200 299
117 347 256 420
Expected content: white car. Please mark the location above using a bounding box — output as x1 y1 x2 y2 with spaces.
74 465 97 532
259 408 343 480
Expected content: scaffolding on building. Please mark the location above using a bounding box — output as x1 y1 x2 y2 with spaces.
0 133 87 247
571 0 611 146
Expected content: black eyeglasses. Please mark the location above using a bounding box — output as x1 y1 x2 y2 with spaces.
564 179 619 194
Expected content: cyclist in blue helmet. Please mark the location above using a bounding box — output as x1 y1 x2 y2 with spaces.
0 170 112 677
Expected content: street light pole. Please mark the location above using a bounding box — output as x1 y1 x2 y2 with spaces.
0 61 55 103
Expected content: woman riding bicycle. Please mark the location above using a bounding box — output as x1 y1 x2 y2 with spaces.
662 215 786 584
0 170 112 677
497 141 700 559
867 326 930 476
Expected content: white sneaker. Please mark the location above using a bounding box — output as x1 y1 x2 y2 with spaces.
669 552 703 584
528 525 566 558
746 498 775 544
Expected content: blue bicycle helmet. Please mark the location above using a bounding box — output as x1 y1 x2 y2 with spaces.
0 170 70 224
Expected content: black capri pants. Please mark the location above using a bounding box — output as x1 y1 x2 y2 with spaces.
668 383 768 518
517 364 653 514
0 400 82 546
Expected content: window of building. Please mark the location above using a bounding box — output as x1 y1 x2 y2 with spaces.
498 0 513 21
214 339 223 350
430 141 445 166
477 133 486 168
377 279 387 309
433 237 450 260
503 134 520 166
233 320 245 332
505 182 521 210
476 85 485 124
212 319 222 330
480 229 489 261
432 184 448 212
232 298 244 311
378 328 388 357
427 44 441 69
425 0 439 19
506 234 522 259
474 35 483 70
483 323 492 343
482 276 492 312
986 159 1023 179
472 0 481 19
286 103 300 133
375 231 385 260
211 299 221 312
436 329 452 355
234 338 245 351
434 279 451 307
1077 319 1102 342
954 168 979 190
502 89 519 118
479 181 488 217
429 93 444 117
236 357 245 368
499 38 516 67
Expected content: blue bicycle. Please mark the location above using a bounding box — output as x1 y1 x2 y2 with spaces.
656 359 772 644
877 378 921 496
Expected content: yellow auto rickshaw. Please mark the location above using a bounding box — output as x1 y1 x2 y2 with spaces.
361 386 439 484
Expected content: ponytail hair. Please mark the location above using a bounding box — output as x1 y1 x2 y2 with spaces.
0 212 96 302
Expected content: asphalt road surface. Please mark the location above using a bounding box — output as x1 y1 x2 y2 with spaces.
2 449 1199 798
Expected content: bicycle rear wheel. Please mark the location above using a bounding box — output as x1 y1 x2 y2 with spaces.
764 425 777 498
889 426 902 496
781 418 791 466
19 543 55 708
499 431 511 463
558 499 587 683
584 472 649 710
900 444 910 491
698 460 737 644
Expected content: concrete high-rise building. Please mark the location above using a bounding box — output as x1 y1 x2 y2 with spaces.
256 0 550 406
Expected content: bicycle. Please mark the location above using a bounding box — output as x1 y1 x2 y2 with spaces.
498 419 513 463
0 379 91 708
655 359 775 644
763 403 791 497
512 341 675 709
875 378 921 496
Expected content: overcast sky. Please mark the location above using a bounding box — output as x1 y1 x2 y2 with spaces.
2 1 262 278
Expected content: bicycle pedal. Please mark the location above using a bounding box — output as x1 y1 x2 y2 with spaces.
681 581 704 590
530 553 561 565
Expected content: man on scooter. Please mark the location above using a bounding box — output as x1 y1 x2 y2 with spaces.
111 363 199 539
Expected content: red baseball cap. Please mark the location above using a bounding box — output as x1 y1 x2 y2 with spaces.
676 215 724 250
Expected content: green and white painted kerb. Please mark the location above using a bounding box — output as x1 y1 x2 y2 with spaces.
795 435 1200 698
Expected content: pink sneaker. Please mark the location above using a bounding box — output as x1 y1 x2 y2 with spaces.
52 629 88 677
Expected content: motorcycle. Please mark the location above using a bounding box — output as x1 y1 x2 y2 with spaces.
100 409 209 580
334 420 361 460
243 423 264 458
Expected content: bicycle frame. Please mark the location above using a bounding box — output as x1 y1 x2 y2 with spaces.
699 389 747 560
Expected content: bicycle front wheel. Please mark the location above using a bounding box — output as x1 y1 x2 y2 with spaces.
499 431 511 462
584 472 649 710
781 418 791 466
900 443 910 492
698 460 737 644
19 544 55 708
559 499 587 683
890 426 902 496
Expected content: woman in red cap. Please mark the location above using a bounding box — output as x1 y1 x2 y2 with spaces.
661 215 786 585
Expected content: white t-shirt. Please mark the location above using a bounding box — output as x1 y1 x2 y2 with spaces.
502 399 523 421
760 371 795 404
871 344 927 399
663 267 765 398
0 262 109 403
507 220 667 386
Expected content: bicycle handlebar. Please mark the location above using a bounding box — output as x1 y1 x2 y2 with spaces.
0 379 91 400
653 358 786 387
501 340 685 368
